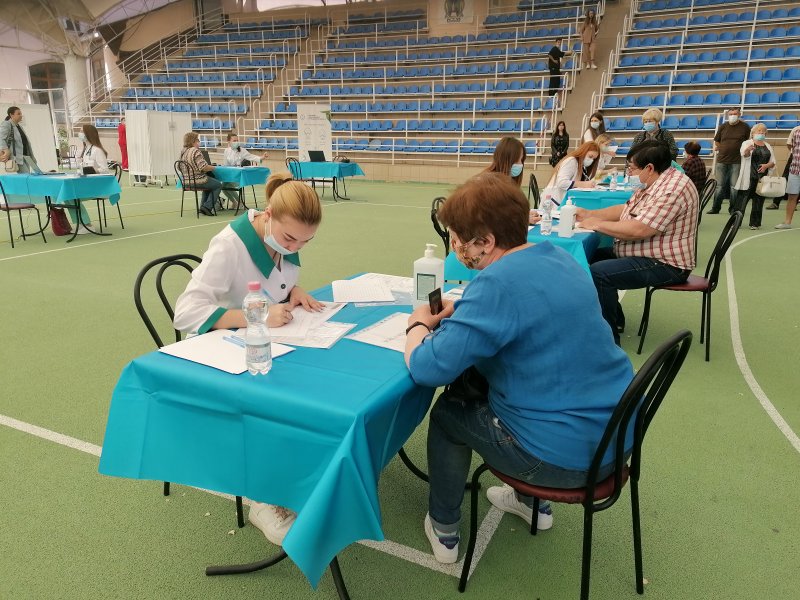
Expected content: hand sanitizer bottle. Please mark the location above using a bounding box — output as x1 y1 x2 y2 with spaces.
558 199 577 238
413 243 444 307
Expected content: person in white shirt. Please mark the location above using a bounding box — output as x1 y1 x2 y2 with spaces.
174 172 323 546
220 132 268 206
71 124 109 234
540 141 600 207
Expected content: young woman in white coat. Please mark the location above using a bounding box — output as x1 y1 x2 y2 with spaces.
72 124 108 233
732 123 775 229
543 141 600 204
173 172 323 547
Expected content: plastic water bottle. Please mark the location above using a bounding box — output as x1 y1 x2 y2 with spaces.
243 281 272 375
540 194 553 236
609 168 618 190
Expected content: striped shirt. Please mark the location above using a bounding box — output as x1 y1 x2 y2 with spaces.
788 127 800 176
614 167 698 270
178 147 209 185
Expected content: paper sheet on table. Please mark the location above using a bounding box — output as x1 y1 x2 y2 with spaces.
273 321 357 349
443 287 465 301
345 313 408 353
159 329 294 374
350 273 414 293
267 302 346 339
332 278 394 303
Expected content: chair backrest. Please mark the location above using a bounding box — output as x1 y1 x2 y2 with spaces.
108 161 123 183
527 172 541 209
174 159 200 189
285 156 303 179
698 178 716 222
133 254 202 348
588 329 693 511
702 211 743 293
430 196 450 256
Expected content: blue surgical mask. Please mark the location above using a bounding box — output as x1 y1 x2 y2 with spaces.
264 217 292 255
643 122 656 132
232 142 241 150
510 163 523 177
629 175 646 190
754 134 765 142
590 120 601 130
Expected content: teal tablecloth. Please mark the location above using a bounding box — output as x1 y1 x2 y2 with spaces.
296 162 365 179
444 226 601 281
0 173 121 205
98 287 434 587
564 187 632 210
211 166 270 187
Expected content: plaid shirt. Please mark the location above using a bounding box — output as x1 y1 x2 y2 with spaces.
788 127 800 176
681 155 707 193
615 167 699 270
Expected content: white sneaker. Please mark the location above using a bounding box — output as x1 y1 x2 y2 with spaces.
249 502 296 545
591 63 598 69
774 223 792 229
424 514 459 564
486 485 553 530
74 224 94 235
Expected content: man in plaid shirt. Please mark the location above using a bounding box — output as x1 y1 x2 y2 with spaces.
577 140 699 344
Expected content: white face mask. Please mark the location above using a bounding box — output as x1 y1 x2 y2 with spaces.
583 157 595 168
728 115 739 125
629 175 646 190
590 121 601 130
232 142 241 150
263 217 292 256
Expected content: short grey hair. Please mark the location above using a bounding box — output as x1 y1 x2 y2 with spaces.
727 107 741 115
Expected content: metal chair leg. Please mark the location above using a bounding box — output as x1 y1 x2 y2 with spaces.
705 292 712 362
180 190 185 217
579 504 595 600
17 209 27 240
637 288 655 355
117 202 125 229
530 496 539 535
329 556 352 600
699 291 707 344
35 208 46 244
236 495 244 528
458 463 489 593
398 447 429 482
163 481 170 496
630 479 645 595
6 210 15 248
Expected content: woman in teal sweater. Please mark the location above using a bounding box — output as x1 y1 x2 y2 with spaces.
404 172 634 564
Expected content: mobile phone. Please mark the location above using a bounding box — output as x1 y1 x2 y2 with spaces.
428 288 443 315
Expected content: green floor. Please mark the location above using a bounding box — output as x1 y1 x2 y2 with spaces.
1 177 799 599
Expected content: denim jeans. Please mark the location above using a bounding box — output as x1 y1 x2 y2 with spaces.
195 176 222 210
712 162 740 212
427 391 601 531
590 248 690 344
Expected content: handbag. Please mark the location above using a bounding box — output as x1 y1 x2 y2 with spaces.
441 366 489 405
3 159 18 173
49 207 73 236
755 176 787 198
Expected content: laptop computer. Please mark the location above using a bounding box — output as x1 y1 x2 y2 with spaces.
308 150 327 162
24 156 62 175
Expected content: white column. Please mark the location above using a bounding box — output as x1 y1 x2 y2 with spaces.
64 51 90 119
103 45 126 91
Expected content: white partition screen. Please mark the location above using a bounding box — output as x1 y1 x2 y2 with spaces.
127 110 192 179
0 103 58 172
297 103 332 161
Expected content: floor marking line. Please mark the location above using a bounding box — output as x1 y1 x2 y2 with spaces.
0 411 500 577
725 228 800 454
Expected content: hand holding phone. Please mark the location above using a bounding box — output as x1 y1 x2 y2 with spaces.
428 288 443 316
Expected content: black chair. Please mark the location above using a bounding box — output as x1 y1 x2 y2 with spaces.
286 156 316 189
95 162 125 230
431 196 450 256
133 254 245 528
459 330 693 600
637 212 742 361
0 177 47 248
333 155 350 198
175 159 214 218
698 178 716 225
528 173 541 209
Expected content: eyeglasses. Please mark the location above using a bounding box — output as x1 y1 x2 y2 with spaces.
451 236 477 255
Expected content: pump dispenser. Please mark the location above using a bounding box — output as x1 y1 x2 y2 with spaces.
413 243 444 307
558 199 577 238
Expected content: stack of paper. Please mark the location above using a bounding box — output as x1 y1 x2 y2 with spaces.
266 302 353 349
345 313 409 353
332 278 394 303
158 329 294 374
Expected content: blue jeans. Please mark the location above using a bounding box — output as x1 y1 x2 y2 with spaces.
195 177 222 211
590 248 690 344
712 162 740 212
427 391 600 531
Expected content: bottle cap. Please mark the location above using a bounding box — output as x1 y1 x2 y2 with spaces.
247 281 260 291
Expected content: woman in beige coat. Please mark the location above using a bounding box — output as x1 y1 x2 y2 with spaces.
581 9 600 70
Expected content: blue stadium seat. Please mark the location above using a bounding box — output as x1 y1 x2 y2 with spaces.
706 93 724 105
635 95 652 107
663 116 680 129
603 97 619 109
785 68 800 81
680 116 699 129
780 91 800 104
609 117 627 130
727 71 745 83
708 72 726 84
628 116 644 130
460 140 474 154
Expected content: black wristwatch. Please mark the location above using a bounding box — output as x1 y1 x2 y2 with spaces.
405 321 432 335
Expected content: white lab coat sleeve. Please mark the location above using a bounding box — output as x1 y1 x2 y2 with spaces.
173 235 240 334
90 147 110 173
242 149 261 162
223 147 238 166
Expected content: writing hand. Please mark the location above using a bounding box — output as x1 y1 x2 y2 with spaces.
267 303 293 327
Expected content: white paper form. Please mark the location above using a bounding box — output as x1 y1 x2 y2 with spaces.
273 321 356 349
348 273 415 306
159 329 294 374
345 313 408 353
332 278 394 303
